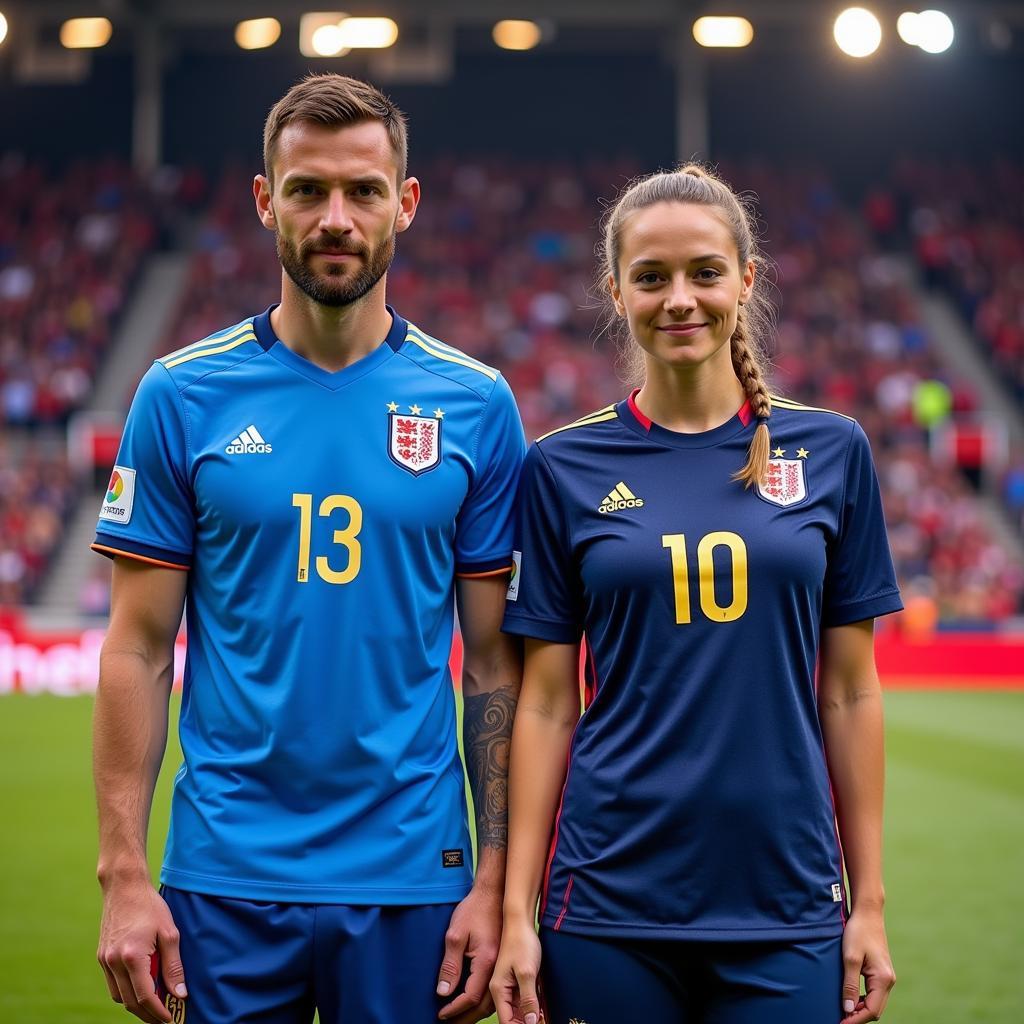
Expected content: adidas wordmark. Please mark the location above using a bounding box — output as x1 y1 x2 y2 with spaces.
226 424 273 455
599 481 644 514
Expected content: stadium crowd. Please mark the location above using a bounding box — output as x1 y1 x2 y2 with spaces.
0 442 76 605
1 156 1021 622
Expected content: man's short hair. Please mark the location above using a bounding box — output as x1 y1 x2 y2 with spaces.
263 73 408 186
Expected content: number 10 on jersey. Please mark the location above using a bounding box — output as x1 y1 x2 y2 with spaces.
662 532 748 624
292 493 363 584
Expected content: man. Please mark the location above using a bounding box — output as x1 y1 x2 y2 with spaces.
92 73 524 1024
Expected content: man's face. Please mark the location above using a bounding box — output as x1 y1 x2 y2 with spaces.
256 120 416 308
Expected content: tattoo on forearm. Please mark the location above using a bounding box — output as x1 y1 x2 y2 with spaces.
463 684 517 850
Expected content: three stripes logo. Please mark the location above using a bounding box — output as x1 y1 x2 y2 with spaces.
599 481 644 514
226 424 273 455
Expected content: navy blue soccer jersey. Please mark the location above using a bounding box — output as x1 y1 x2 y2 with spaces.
502 391 902 941
92 307 525 904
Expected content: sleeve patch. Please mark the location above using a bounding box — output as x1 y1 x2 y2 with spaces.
506 550 522 602
98 466 136 525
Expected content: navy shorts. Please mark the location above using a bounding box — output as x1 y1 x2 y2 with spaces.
158 886 459 1024
540 927 844 1024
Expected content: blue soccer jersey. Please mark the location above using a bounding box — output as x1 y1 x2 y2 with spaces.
93 307 525 904
503 391 902 941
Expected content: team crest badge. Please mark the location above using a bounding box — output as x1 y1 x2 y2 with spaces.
388 408 442 475
758 458 807 507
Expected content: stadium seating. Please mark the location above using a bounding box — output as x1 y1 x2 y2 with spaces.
0 156 187 425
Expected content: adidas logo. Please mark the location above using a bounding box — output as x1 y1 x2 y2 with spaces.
598 481 644 514
226 424 273 455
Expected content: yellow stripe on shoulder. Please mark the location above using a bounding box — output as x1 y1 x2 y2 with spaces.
404 327 497 382
162 332 257 369
769 395 855 422
537 406 619 442
161 321 254 362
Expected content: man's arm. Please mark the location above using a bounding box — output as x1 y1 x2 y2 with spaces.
94 558 188 1024
435 573 523 1022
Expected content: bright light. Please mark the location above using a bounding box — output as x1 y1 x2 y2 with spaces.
0 13 7 47
692 16 754 48
493 20 542 51
897 12 921 45
337 17 398 49
834 8 882 58
312 23 348 56
916 10 954 53
235 18 281 50
60 17 113 49
299 12 348 58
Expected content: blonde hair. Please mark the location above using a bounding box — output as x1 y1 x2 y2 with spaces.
600 164 775 487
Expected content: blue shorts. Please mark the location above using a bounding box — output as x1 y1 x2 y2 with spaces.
158 886 458 1024
540 927 843 1024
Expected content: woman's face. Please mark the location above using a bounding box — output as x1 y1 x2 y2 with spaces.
609 201 755 376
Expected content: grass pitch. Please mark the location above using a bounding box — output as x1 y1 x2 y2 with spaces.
0 690 1021 1023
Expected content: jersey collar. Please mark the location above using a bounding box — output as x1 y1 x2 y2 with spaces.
251 304 407 390
618 387 756 449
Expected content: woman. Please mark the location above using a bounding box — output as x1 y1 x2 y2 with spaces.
492 165 900 1024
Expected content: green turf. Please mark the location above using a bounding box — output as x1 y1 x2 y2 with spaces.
1 690 1021 1022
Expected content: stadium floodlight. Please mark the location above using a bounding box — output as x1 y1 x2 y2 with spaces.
60 17 112 49
492 19 542 51
834 8 882 58
897 11 921 45
0 12 7 47
312 23 348 56
692 16 754 48
915 10 954 53
299 12 349 57
235 18 281 51
337 17 398 49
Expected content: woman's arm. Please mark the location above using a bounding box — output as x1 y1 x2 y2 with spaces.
491 638 582 1024
818 618 897 1024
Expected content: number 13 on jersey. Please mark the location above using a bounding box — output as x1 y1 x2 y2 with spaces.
292 493 363 584
662 532 748 624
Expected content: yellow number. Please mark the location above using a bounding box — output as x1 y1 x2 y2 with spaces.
316 494 362 585
293 493 313 582
292 492 363 585
661 534 692 624
697 532 747 622
662 531 747 624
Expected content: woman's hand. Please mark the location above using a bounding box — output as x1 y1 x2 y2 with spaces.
841 907 896 1023
490 915 544 1024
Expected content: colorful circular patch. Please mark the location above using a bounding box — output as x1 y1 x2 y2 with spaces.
106 471 123 504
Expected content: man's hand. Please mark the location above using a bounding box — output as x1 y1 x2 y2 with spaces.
840 907 896 1023
97 879 186 1024
436 884 502 1022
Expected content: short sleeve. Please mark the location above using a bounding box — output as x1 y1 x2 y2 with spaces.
454 373 526 576
91 362 194 569
822 421 903 627
501 443 583 643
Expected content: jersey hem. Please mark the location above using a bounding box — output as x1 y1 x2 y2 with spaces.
160 867 473 905
823 590 903 627
540 913 845 942
502 613 581 644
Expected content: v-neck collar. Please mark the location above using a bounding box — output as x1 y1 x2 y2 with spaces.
252 304 406 391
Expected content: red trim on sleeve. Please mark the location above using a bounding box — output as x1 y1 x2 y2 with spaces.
455 565 513 579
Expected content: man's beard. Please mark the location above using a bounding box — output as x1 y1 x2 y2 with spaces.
276 231 395 308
